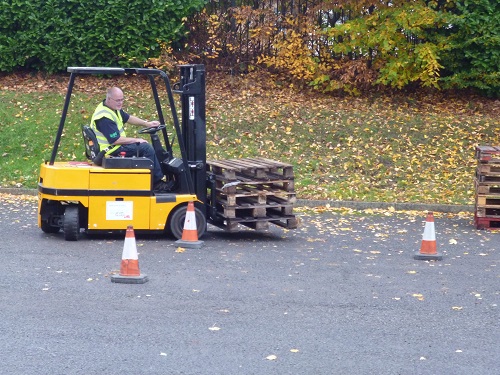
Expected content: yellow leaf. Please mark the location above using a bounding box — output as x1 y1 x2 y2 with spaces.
412 293 424 301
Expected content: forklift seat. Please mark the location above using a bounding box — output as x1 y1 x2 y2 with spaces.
82 124 154 169
82 125 105 165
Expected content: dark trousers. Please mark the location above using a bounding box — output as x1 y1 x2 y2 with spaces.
112 143 164 183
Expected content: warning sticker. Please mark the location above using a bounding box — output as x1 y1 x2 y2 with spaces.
189 96 195 120
106 201 133 220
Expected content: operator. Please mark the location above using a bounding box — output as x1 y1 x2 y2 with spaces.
90 87 171 191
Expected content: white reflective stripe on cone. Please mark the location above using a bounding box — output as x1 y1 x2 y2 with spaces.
422 222 435 241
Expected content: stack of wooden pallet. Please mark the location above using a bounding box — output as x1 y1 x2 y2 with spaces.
474 145 500 229
206 157 298 231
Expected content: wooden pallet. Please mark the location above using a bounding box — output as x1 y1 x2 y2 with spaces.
216 200 294 219
474 180 500 195
476 173 500 183
475 145 500 163
475 205 500 217
477 163 500 175
216 185 296 205
473 146 500 228
207 157 297 231
216 176 295 194
476 194 500 207
207 157 294 180
474 214 500 229
211 214 299 232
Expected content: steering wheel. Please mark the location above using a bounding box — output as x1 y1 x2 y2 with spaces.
138 124 166 134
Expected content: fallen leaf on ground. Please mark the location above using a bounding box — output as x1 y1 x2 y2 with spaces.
412 293 425 301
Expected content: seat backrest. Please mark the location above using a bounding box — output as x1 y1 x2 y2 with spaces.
81 125 102 164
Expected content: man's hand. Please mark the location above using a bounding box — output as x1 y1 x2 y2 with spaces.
146 120 160 127
112 136 147 145
127 115 160 128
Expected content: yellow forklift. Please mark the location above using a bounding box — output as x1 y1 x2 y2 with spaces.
38 65 297 241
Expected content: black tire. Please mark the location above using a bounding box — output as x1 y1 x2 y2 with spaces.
41 219 61 234
63 205 80 241
167 204 206 240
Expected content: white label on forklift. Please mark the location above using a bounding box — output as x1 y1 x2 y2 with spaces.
106 201 133 221
189 96 195 120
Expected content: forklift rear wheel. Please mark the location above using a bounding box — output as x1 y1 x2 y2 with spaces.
63 205 80 241
168 204 206 240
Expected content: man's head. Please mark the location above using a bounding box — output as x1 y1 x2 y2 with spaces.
105 87 124 110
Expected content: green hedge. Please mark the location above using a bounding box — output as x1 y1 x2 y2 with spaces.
439 0 500 97
0 0 206 72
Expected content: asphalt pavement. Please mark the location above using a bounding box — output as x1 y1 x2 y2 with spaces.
0 194 498 375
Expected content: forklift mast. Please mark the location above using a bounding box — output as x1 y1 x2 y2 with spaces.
174 65 207 207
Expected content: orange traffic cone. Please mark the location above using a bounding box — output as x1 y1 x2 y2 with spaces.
414 212 443 261
111 226 149 284
175 201 204 249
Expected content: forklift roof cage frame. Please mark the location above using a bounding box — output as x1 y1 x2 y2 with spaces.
48 65 207 201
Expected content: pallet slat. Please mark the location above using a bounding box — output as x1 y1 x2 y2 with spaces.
207 157 294 180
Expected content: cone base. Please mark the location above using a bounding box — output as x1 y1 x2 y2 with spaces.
414 253 443 261
175 239 204 249
111 274 149 284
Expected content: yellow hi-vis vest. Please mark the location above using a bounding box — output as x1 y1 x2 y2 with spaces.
90 102 126 154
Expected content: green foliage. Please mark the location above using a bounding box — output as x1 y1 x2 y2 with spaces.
327 2 449 89
257 16 319 83
188 1 497 96
1 0 498 95
439 0 500 97
0 0 206 72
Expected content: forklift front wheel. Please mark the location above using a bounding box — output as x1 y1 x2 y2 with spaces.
63 205 80 241
167 204 206 240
